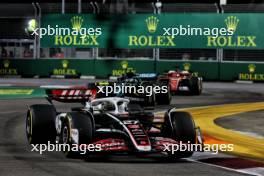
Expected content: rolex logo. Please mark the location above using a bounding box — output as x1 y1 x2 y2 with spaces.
3 60 10 68
62 60 69 69
225 16 239 33
183 63 191 71
71 16 83 31
145 16 159 33
121 61 128 69
248 64 256 73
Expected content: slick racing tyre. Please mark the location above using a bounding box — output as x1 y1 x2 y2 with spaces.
156 81 171 105
60 112 94 158
163 111 196 159
190 77 202 95
26 104 57 145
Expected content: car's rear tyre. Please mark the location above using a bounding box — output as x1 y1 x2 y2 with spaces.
156 81 171 105
60 112 94 158
163 111 196 159
141 81 156 107
26 104 57 145
190 77 202 95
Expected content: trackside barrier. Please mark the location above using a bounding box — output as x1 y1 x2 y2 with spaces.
0 59 264 81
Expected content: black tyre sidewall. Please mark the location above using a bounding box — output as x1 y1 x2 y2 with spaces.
163 111 196 159
26 104 57 145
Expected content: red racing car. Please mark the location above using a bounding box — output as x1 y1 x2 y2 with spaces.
158 70 203 95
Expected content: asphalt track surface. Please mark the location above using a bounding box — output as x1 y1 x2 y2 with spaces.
216 110 264 138
0 79 264 176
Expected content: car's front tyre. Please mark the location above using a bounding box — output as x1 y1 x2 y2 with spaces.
60 111 94 158
162 111 196 159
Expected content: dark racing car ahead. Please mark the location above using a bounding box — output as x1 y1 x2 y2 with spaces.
91 72 172 106
26 88 203 159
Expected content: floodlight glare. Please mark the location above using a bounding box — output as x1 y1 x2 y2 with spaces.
25 19 38 34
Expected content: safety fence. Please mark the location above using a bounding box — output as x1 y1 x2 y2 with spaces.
1 59 264 81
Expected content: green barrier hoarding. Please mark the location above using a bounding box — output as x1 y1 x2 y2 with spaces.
41 13 263 49
220 62 264 81
1 59 264 81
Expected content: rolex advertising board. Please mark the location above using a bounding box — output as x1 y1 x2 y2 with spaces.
52 60 78 76
239 64 264 81
0 60 18 75
111 61 136 76
0 59 263 81
40 15 103 48
41 13 263 49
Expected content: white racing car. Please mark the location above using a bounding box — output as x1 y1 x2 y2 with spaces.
26 88 203 159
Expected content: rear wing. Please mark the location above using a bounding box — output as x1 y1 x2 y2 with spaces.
46 88 97 103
